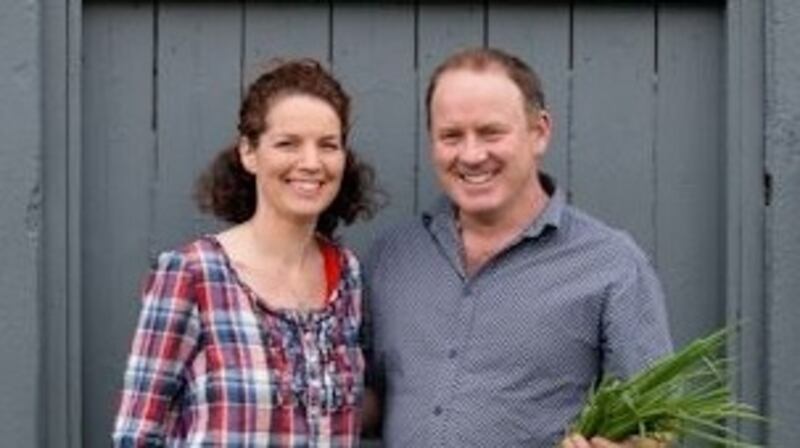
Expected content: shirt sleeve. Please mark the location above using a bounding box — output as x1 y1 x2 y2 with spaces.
600 236 673 380
112 250 202 447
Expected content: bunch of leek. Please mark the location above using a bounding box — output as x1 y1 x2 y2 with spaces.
570 329 762 447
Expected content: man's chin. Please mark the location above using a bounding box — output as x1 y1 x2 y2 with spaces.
454 200 502 221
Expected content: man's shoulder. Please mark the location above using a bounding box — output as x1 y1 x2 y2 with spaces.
560 203 652 266
372 216 429 247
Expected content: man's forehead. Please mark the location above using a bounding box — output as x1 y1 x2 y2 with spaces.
436 64 513 87
436 68 520 97
431 69 526 115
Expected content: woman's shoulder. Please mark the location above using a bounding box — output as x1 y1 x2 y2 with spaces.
149 235 227 276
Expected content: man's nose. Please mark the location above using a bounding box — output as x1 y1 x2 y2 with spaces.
459 136 489 164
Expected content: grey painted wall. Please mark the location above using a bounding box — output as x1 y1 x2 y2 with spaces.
2 0 799 446
725 1 767 442
0 0 41 447
40 0 82 444
79 3 727 446
765 0 800 445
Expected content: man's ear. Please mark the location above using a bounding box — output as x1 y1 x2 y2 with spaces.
239 137 257 175
529 109 552 158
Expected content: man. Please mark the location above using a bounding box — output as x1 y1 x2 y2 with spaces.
364 48 672 447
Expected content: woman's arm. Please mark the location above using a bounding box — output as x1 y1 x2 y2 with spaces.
112 250 202 447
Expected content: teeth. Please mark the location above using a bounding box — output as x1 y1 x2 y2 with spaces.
460 172 493 184
290 180 321 193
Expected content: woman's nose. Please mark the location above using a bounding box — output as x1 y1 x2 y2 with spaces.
297 144 323 170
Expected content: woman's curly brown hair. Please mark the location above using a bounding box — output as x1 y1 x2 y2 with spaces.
195 58 379 238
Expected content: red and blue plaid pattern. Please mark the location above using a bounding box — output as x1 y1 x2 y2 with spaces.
113 236 364 447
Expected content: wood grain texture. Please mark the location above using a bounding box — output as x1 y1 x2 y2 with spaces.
571 3 657 256
81 3 154 446
0 0 41 445
154 2 241 252
332 2 416 255
766 0 800 444
243 1 329 84
656 3 724 346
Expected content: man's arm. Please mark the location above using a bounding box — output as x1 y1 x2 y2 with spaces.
566 235 673 448
601 233 673 380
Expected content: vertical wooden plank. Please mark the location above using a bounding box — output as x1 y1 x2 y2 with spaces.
331 3 416 255
0 0 41 445
68 0 84 445
417 2 485 212
81 3 154 447
571 3 657 256
656 4 724 347
487 2 571 187
765 0 800 445
243 1 329 85
725 0 766 443
154 2 242 252
42 0 73 443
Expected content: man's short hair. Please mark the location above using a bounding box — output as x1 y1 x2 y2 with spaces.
425 47 547 128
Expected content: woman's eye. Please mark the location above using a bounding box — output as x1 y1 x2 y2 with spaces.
320 142 342 152
275 140 296 150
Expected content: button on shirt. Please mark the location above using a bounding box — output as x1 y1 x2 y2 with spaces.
365 180 673 447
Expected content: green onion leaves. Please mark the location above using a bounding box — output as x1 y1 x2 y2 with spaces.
570 329 763 447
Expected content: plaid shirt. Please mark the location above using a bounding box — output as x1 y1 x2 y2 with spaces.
113 236 364 447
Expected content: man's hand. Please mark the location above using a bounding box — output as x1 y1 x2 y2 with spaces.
561 434 668 448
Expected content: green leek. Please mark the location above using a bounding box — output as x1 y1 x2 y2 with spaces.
570 329 763 447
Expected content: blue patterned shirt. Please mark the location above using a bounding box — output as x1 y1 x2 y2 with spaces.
365 178 673 447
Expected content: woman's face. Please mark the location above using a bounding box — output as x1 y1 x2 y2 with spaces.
240 94 346 226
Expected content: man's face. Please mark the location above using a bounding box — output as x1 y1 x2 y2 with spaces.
429 68 550 224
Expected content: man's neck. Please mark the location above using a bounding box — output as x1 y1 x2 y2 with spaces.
458 184 549 276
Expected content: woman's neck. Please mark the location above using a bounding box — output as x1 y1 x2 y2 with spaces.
217 209 326 309
245 208 318 267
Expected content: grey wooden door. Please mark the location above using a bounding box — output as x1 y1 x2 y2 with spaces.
82 1 724 446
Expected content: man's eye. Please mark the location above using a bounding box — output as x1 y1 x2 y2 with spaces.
440 133 461 143
480 129 504 141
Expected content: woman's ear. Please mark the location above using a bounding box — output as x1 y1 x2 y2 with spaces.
238 137 257 175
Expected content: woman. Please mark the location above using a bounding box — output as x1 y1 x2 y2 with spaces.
113 59 377 447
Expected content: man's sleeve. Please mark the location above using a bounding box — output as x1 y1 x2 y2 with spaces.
600 237 673 380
